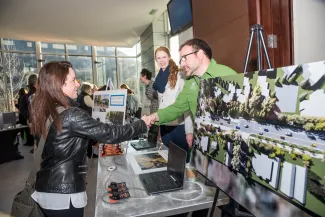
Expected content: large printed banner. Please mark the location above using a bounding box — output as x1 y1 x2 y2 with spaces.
193 61 325 217
92 89 127 125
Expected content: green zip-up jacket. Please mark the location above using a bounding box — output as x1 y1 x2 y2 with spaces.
157 59 237 124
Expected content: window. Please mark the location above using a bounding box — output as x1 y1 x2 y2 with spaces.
41 42 65 54
69 56 93 83
117 58 138 94
96 47 115 56
96 57 117 89
137 56 144 101
0 53 36 111
3 39 36 53
169 35 180 65
67 44 91 55
136 41 141 56
117 44 137 57
43 55 66 63
0 38 143 111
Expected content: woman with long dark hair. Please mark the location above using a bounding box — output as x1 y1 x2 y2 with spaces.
29 61 150 217
153 46 193 158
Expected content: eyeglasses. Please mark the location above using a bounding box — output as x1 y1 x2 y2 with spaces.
179 50 198 64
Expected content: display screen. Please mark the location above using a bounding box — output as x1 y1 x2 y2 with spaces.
167 0 192 36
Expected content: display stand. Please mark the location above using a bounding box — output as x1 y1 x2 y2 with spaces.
209 24 273 217
243 24 272 73
105 77 115 90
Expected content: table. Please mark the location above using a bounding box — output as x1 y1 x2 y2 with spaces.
94 143 229 217
0 125 28 164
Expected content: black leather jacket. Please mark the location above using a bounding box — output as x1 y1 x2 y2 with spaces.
76 91 92 116
35 107 147 194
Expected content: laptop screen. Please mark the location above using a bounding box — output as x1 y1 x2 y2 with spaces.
147 124 159 144
3 112 16 127
167 142 186 183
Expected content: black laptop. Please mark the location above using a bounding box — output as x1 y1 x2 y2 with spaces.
131 124 159 150
139 142 187 194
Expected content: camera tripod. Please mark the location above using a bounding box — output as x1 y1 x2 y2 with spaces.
243 24 272 73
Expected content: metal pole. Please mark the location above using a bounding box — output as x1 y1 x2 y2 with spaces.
259 30 272 69
209 188 220 217
243 29 255 74
256 26 262 70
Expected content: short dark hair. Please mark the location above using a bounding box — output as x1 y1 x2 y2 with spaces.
140 68 152 80
179 38 212 60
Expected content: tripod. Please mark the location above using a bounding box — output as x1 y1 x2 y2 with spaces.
243 24 272 73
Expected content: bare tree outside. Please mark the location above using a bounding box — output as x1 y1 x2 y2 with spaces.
0 41 36 112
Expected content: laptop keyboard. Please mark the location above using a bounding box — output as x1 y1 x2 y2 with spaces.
151 172 179 191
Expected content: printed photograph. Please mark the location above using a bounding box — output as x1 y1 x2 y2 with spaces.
134 153 167 170
106 111 124 125
194 61 325 217
94 94 110 109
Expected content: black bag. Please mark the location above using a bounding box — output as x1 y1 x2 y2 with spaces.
135 107 142 119
11 107 66 217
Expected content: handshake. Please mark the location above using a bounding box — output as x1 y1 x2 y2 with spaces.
141 113 159 128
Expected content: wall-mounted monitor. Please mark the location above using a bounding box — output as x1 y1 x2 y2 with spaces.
167 0 193 36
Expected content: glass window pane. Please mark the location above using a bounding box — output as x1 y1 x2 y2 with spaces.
96 47 115 56
96 57 117 89
67 44 91 55
41 42 65 54
117 58 138 95
136 41 141 56
137 56 144 101
169 35 180 65
43 55 66 63
1 53 36 111
69 56 93 83
3 39 36 53
117 44 137 57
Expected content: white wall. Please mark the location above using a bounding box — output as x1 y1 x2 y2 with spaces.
293 0 325 64
178 27 193 45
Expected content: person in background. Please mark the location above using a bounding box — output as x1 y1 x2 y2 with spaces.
29 61 151 217
140 68 159 114
97 85 110 91
91 84 98 94
120 83 141 123
148 38 237 128
19 73 38 147
153 46 193 156
146 39 237 217
77 82 93 116
15 88 28 141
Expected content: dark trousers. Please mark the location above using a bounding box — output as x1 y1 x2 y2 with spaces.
160 124 189 162
40 201 84 217
20 118 34 146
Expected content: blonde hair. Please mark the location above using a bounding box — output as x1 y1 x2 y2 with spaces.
155 46 179 89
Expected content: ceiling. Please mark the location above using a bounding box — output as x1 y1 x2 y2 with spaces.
0 0 168 47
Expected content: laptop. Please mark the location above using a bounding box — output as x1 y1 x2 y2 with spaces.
2 112 17 129
139 142 187 194
131 124 159 150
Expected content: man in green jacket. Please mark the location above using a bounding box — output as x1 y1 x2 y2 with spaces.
148 38 237 146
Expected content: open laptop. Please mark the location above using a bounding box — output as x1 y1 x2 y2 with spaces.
2 112 17 129
139 142 187 194
131 124 159 150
